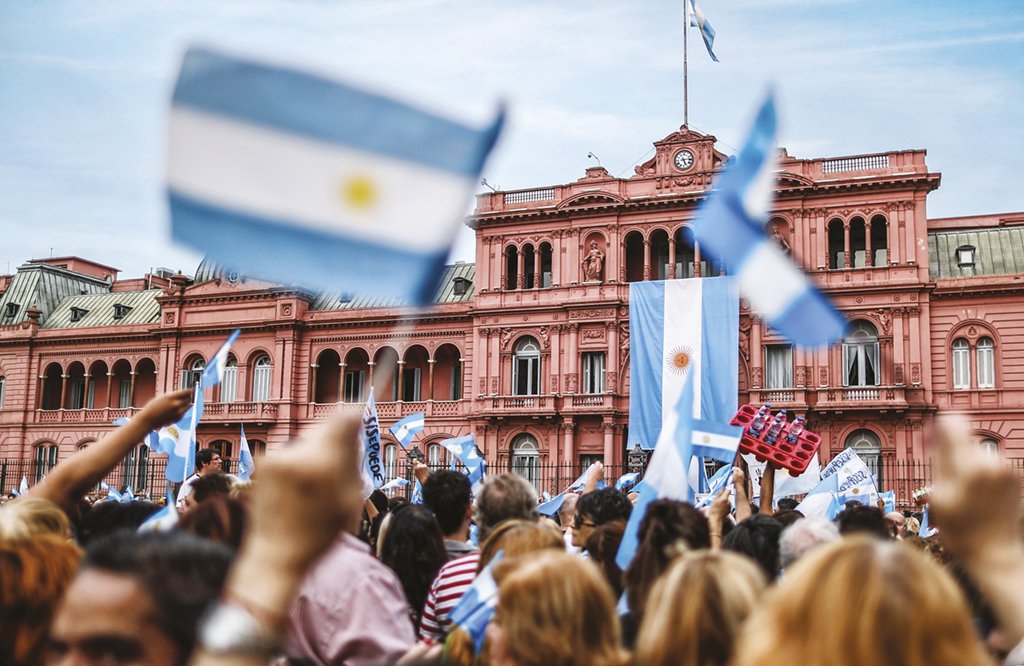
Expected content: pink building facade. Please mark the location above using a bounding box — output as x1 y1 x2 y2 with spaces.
1 126 1023 497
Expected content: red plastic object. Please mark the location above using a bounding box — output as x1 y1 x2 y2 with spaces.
730 405 822 474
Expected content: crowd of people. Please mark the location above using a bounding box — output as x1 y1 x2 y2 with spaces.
1 388 1023 666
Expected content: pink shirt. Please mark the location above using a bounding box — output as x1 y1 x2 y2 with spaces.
285 533 415 665
418 551 481 642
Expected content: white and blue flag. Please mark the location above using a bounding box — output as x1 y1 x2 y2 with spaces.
687 0 719 62
123 486 135 503
101 482 123 503
615 472 640 491
139 490 180 533
919 505 937 538
238 425 255 482
691 95 845 347
360 387 385 491
449 552 503 652
794 474 844 521
628 277 739 452
381 477 411 492
410 479 424 505
18 475 28 495
389 413 425 449
167 47 504 305
879 489 896 514
537 463 605 517
695 463 733 509
201 329 240 388
165 384 204 483
440 434 482 472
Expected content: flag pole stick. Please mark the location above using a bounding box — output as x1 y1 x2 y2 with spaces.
683 0 689 127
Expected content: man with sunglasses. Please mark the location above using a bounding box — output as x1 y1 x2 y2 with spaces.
570 487 633 551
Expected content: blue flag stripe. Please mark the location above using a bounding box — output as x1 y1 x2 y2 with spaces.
170 192 449 305
173 48 504 178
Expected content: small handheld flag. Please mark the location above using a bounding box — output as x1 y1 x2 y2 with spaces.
360 387 385 491
238 425 255 482
411 479 424 505
691 95 845 347
449 551 503 652
18 475 28 495
381 477 411 492
201 328 241 388
389 413 425 449
615 472 640 491
167 47 504 304
165 383 204 483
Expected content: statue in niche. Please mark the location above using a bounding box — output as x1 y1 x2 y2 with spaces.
581 241 605 282
770 225 791 255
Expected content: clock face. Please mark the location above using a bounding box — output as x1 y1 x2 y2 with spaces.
674 149 695 171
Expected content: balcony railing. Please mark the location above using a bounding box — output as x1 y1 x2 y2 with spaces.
35 407 141 424
203 402 278 419
307 399 467 420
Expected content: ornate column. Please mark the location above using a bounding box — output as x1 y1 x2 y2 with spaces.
309 363 319 403
643 240 651 281
750 320 763 388
105 371 114 409
366 360 376 399
667 236 677 279
606 321 619 394
396 360 406 401
843 221 852 269
337 362 346 402
129 371 137 407
603 419 615 465
36 374 45 410
561 419 575 465
694 242 702 277
516 250 525 289
59 373 68 409
865 218 873 267
427 359 436 400
83 373 92 409
566 323 579 394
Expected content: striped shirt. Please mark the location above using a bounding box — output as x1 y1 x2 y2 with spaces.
418 551 481 641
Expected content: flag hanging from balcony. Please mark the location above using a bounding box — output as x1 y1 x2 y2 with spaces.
166 47 504 304
627 276 739 451
690 95 845 347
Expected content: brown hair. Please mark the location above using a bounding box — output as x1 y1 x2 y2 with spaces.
585 520 627 598
177 495 248 550
733 536 994 666
491 551 628 666
474 474 538 543
634 550 766 666
477 519 564 572
0 536 82 666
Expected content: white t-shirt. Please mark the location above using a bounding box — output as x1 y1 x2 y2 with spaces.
175 473 201 510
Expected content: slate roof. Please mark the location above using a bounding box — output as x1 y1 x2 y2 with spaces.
42 289 162 329
928 227 1024 279
0 263 110 326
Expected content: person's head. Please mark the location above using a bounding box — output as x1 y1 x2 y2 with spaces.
572 488 632 548
0 498 72 540
584 520 627 598
775 497 800 512
904 515 921 536
488 552 627 666
378 504 447 626
76 500 161 547
478 519 564 571
189 473 234 504
623 500 710 622
733 537 992 666
0 536 81 666
836 504 891 540
557 493 579 531
422 470 473 538
772 509 804 529
474 474 538 543
885 511 907 538
635 550 767 666
49 531 232 666
195 448 223 474
778 517 840 569
721 514 784 580
177 495 248 551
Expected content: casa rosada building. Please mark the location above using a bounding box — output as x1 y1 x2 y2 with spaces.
2 126 1023 498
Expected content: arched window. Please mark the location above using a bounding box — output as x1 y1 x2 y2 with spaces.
650 229 670 280
980 438 999 457
510 434 539 488
207 439 234 460
842 321 880 387
0 375 5 409
221 357 238 403
512 337 541 396
428 443 444 469
384 444 398 479
506 246 519 290
34 443 59 483
523 244 536 289
977 337 995 389
849 217 867 268
539 243 553 287
845 429 881 488
181 357 205 390
252 355 271 402
827 219 845 269
952 338 970 390
248 439 267 457
870 215 888 266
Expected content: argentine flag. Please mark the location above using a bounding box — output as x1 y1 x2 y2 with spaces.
449 552 503 652
381 477 411 492
167 47 504 305
18 475 28 495
165 384 204 483
238 425 255 482
389 413 425 449
691 95 845 347
628 276 739 452
440 434 482 471
687 0 719 62
201 329 240 388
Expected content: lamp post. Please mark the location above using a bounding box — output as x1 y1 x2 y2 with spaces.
627 443 649 475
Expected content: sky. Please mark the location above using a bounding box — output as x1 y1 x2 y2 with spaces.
1 0 1022 279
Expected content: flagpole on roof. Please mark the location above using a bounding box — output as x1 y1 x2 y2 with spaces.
683 0 689 127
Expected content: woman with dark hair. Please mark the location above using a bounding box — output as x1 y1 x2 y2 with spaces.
377 503 447 627
722 513 784 581
585 520 627 599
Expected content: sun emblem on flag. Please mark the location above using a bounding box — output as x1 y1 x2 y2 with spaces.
339 174 378 211
167 426 179 439
665 345 694 376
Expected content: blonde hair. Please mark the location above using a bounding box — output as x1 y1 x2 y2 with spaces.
733 536 994 666
0 498 71 540
477 519 564 572
634 550 766 666
491 551 627 666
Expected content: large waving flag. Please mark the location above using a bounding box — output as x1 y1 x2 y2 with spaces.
690 96 845 347
628 276 739 451
360 387 385 491
201 328 240 388
687 0 719 62
165 384 204 483
449 552 504 652
167 47 504 304
238 425 255 482
389 413 425 449
440 434 482 471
